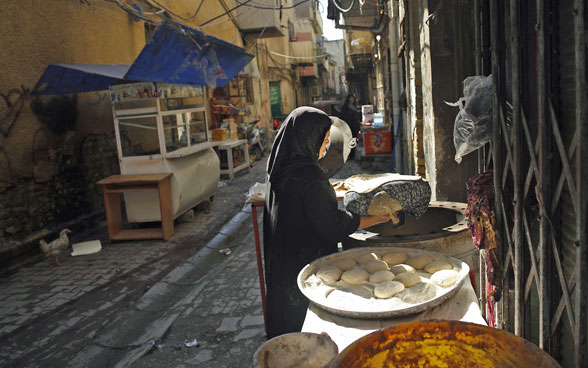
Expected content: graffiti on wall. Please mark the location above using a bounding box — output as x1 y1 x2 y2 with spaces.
0 85 31 137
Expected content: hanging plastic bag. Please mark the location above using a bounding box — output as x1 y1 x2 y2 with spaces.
447 75 493 163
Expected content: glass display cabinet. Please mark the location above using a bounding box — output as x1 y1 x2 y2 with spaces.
110 82 220 223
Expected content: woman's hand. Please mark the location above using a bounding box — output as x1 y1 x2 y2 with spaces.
358 214 391 230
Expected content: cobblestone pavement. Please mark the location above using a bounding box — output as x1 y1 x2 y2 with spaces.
0 154 371 367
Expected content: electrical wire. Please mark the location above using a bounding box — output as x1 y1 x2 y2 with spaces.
200 0 254 26
269 50 330 59
105 0 157 23
332 0 355 13
234 0 310 10
144 0 204 21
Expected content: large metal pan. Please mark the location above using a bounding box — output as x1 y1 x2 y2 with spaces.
297 247 469 319
330 320 560 367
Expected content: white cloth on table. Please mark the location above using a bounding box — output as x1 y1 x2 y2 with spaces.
301 280 485 352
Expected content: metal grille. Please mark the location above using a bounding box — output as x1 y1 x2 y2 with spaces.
477 0 588 365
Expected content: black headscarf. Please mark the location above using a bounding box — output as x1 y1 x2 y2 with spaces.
266 107 332 183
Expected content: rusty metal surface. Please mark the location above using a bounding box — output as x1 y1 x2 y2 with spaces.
298 247 469 319
330 320 561 367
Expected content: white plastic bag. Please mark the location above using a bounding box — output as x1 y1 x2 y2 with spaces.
448 75 493 163
246 182 266 202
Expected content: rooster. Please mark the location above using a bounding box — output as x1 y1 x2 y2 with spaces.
39 229 71 267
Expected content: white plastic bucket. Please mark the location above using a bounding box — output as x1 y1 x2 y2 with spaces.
253 332 338 368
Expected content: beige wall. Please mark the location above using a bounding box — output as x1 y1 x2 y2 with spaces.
0 0 248 180
0 0 268 250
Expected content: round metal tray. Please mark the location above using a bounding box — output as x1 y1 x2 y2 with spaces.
297 247 470 319
330 321 560 367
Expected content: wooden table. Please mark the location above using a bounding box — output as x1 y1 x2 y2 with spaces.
97 173 174 241
218 139 250 180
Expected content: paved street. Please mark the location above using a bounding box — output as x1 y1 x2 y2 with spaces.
0 153 372 367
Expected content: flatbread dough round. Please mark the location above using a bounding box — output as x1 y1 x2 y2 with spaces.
390 264 416 275
416 271 432 279
356 252 380 264
424 260 453 274
367 193 403 224
431 269 460 287
341 268 369 285
374 281 405 299
328 286 373 305
332 258 357 271
395 272 422 287
382 252 408 266
405 255 434 270
363 260 389 273
316 265 343 284
369 270 396 283
399 283 437 304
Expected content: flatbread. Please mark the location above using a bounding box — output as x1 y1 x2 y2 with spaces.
356 252 380 265
431 269 460 287
341 268 369 285
405 255 434 270
374 281 405 299
382 252 408 266
316 265 343 284
395 272 422 287
390 264 416 275
424 260 453 274
369 270 396 283
363 260 389 273
367 192 403 224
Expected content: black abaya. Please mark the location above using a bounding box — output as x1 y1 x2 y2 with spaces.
263 107 360 339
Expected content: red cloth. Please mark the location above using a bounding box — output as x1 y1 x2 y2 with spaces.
465 171 499 327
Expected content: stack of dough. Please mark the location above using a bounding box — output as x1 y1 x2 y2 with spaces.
309 249 462 307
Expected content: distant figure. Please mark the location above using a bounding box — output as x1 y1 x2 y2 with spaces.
339 94 361 138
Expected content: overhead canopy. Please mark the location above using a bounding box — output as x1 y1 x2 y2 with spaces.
33 19 254 95
33 64 131 95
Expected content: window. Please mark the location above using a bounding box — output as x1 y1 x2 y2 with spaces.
118 116 160 157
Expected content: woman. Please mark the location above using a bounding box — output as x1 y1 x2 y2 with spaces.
339 94 361 138
263 107 390 338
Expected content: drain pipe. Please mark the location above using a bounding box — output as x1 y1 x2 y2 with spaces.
388 1 402 172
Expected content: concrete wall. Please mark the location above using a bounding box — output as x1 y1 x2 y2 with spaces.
401 0 479 201
0 0 254 262
419 0 478 202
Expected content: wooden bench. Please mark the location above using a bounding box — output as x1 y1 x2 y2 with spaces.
97 173 174 241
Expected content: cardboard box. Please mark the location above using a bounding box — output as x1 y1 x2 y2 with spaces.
211 128 228 141
361 105 374 115
221 119 238 139
364 129 392 155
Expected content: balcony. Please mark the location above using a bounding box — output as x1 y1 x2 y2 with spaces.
294 0 323 35
237 0 285 38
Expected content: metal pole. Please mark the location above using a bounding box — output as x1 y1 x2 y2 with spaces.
250 203 267 326
536 0 551 350
510 0 523 336
574 0 587 365
489 0 504 330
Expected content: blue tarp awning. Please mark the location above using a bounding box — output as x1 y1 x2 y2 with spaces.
33 64 131 95
32 19 254 95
